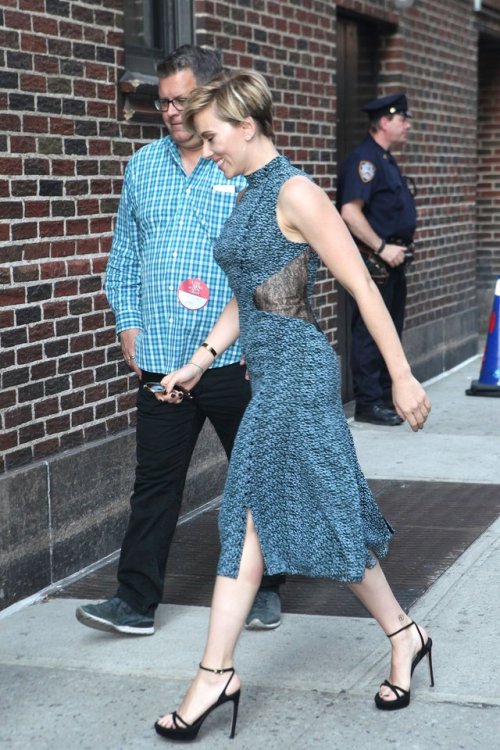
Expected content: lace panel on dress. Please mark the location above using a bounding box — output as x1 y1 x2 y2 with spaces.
253 249 318 326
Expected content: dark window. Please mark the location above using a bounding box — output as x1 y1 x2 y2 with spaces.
123 0 194 76
119 1 194 120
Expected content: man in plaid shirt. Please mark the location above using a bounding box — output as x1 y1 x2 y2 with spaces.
75 46 283 636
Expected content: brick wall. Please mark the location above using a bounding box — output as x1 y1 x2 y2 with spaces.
477 38 500 328
3 0 495 477
1 0 499 608
0 0 164 475
195 0 340 337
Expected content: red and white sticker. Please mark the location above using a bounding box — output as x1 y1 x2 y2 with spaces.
177 278 210 310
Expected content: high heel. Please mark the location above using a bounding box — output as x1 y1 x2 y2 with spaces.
374 620 434 711
154 663 240 741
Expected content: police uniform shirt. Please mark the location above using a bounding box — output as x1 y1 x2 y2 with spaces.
338 134 417 244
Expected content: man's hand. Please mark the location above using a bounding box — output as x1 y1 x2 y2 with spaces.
120 328 142 377
379 243 406 268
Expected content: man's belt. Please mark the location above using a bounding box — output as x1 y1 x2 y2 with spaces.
354 236 415 285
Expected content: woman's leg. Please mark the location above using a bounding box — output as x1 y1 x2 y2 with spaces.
157 513 264 729
348 561 430 700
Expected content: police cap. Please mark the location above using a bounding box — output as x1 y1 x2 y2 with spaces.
361 92 412 119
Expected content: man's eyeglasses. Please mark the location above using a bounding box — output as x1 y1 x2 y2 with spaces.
153 97 188 112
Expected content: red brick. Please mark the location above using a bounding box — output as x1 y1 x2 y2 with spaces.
76 238 97 255
91 217 112 234
60 391 84 410
28 321 56 341
85 62 108 81
71 407 94 427
5 9 31 29
70 333 94 353
93 293 109 310
66 258 91 275
23 114 49 133
0 390 16 410
13 264 40 282
49 118 75 136
39 220 64 238
20 73 47 92
50 239 76 257
52 159 75 176
12 222 38 240
33 438 60 459
59 21 83 40
33 54 58 75
65 219 89 235
25 200 51 218
23 241 50 260
72 371 94 388
17 343 43 364
92 256 108 274
0 201 23 219
74 80 97 98
0 157 23 175
54 280 78 296
5 405 32 428
31 14 58 35
0 288 26 306
0 309 14 327
43 300 68 318
40 261 67 279
34 397 60 418
45 415 71 435
0 432 19 453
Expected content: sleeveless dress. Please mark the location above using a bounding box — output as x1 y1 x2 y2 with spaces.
214 155 393 582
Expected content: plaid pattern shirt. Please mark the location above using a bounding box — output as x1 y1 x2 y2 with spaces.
105 135 246 373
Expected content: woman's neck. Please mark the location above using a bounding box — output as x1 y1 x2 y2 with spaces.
243 140 279 176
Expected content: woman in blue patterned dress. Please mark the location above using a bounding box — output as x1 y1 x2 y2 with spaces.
153 72 434 740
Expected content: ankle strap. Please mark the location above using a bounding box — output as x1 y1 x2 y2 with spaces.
386 620 414 639
199 662 234 675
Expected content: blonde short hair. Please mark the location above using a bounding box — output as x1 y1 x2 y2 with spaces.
183 70 274 138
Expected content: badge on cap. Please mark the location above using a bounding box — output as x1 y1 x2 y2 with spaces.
358 160 376 183
178 278 210 310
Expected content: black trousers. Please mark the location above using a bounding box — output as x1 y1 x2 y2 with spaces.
350 268 407 411
116 362 284 614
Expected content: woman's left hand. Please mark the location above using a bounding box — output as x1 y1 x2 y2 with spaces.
392 375 431 432
153 363 204 405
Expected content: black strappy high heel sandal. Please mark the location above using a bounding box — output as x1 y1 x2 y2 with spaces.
375 620 434 711
154 664 240 741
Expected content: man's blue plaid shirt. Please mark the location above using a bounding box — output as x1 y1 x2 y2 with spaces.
105 135 246 373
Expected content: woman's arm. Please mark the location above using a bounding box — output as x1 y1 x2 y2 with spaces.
277 176 430 430
157 297 240 400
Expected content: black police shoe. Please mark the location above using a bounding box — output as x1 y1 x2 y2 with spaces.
354 404 404 426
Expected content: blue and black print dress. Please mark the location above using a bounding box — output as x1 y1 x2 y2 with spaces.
214 155 393 582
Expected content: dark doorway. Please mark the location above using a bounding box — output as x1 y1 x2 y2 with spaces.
335 16 380 402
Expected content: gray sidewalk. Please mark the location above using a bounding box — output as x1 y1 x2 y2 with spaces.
1 356 499 749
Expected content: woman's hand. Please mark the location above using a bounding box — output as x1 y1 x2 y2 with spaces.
392 375 431 432
153 363 204 405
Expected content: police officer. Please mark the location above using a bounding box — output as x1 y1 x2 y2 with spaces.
337 92 417 426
